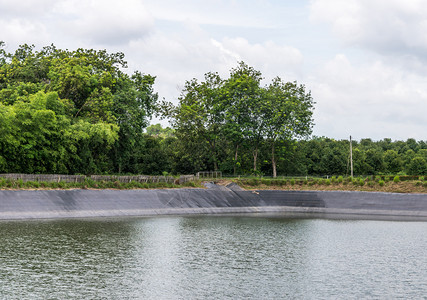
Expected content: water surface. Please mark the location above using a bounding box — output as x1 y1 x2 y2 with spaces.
0 217 426 299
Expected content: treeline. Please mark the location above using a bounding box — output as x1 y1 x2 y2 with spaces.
142 126 427 176
1 43 426 176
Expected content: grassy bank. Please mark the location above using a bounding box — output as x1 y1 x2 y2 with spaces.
0 178 203 190
1 175 426 194
230 176 427 194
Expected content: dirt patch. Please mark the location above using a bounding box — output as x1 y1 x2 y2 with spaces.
235 181 427 194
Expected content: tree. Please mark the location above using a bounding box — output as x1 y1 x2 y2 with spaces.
146 124 174 138
263 77 314 177
384 149 403 174
407 157 427 175
109 72 157 173
163 62 315 177
220 62 263 175
162 72 223 171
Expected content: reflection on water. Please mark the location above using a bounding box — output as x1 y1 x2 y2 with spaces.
0 217 426 299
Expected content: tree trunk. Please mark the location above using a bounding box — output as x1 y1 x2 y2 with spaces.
272 142 277 178
233 144 239 176
253 147 258 172
208 139 218 171
212 142 218 171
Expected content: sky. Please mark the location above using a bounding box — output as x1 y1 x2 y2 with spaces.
1 0 426 141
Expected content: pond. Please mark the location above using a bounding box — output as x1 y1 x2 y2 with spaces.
0 217 426 299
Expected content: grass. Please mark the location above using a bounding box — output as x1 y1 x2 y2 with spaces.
231 177 427 194
0 178 203 190
1 175 426 194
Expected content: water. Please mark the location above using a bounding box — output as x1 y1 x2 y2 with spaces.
0 217 426 299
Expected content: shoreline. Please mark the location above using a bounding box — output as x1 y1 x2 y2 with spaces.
0 186 427 221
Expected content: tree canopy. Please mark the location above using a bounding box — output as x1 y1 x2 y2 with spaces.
1 43 425 177
0 42 157 174
161 62 314 177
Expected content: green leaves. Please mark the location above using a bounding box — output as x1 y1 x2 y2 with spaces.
163 62 315 176
0 43 157 174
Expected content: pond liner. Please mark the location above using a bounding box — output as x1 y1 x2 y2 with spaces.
0 186 426 221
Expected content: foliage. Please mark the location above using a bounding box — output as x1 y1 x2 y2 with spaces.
1 42 427 178
161 62 314 177
0 42 156 174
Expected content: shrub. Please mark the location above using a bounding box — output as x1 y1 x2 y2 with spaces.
32 181 41 188
384 176 390 183
415 181 422 187
359 179 365 186
379 180 385 187
58 181 66 189
249 178 260 186
157 182 167 188
17 179 24 188
303 179 308 185
419 176 425 181
186 181 197 187
84 178 94 186
337 176 344 183
331 176 336 184
113 181 122 189
375 175 381 182
325 179 331 186
272 179 281 186
24 181 34 188
290 179 295 185
367 181 374 187
393 176 400 183
261 178 271 186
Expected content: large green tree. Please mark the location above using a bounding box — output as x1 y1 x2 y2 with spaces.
162 72 223 172
220 62 263 175
0 42 156 174
162 63 315 177
263 77 314 177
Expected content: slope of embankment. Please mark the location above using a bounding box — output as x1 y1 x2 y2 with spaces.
1 183 427 221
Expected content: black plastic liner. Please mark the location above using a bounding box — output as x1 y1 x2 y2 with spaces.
0 185 426 221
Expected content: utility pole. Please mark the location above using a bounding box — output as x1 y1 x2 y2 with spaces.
350 135 353 178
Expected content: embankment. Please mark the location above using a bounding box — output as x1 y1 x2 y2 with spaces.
1 183 427 221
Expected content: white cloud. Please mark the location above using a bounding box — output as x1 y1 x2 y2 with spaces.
143 0 278 28
123 22 305 129
311 54 427 140
310 0 427 57
217 38 304 79
126 26 304 100
0 19 49 48
0 0 57 18
54 0 154 45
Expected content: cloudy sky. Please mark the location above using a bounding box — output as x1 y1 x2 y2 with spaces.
1 0 426 141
